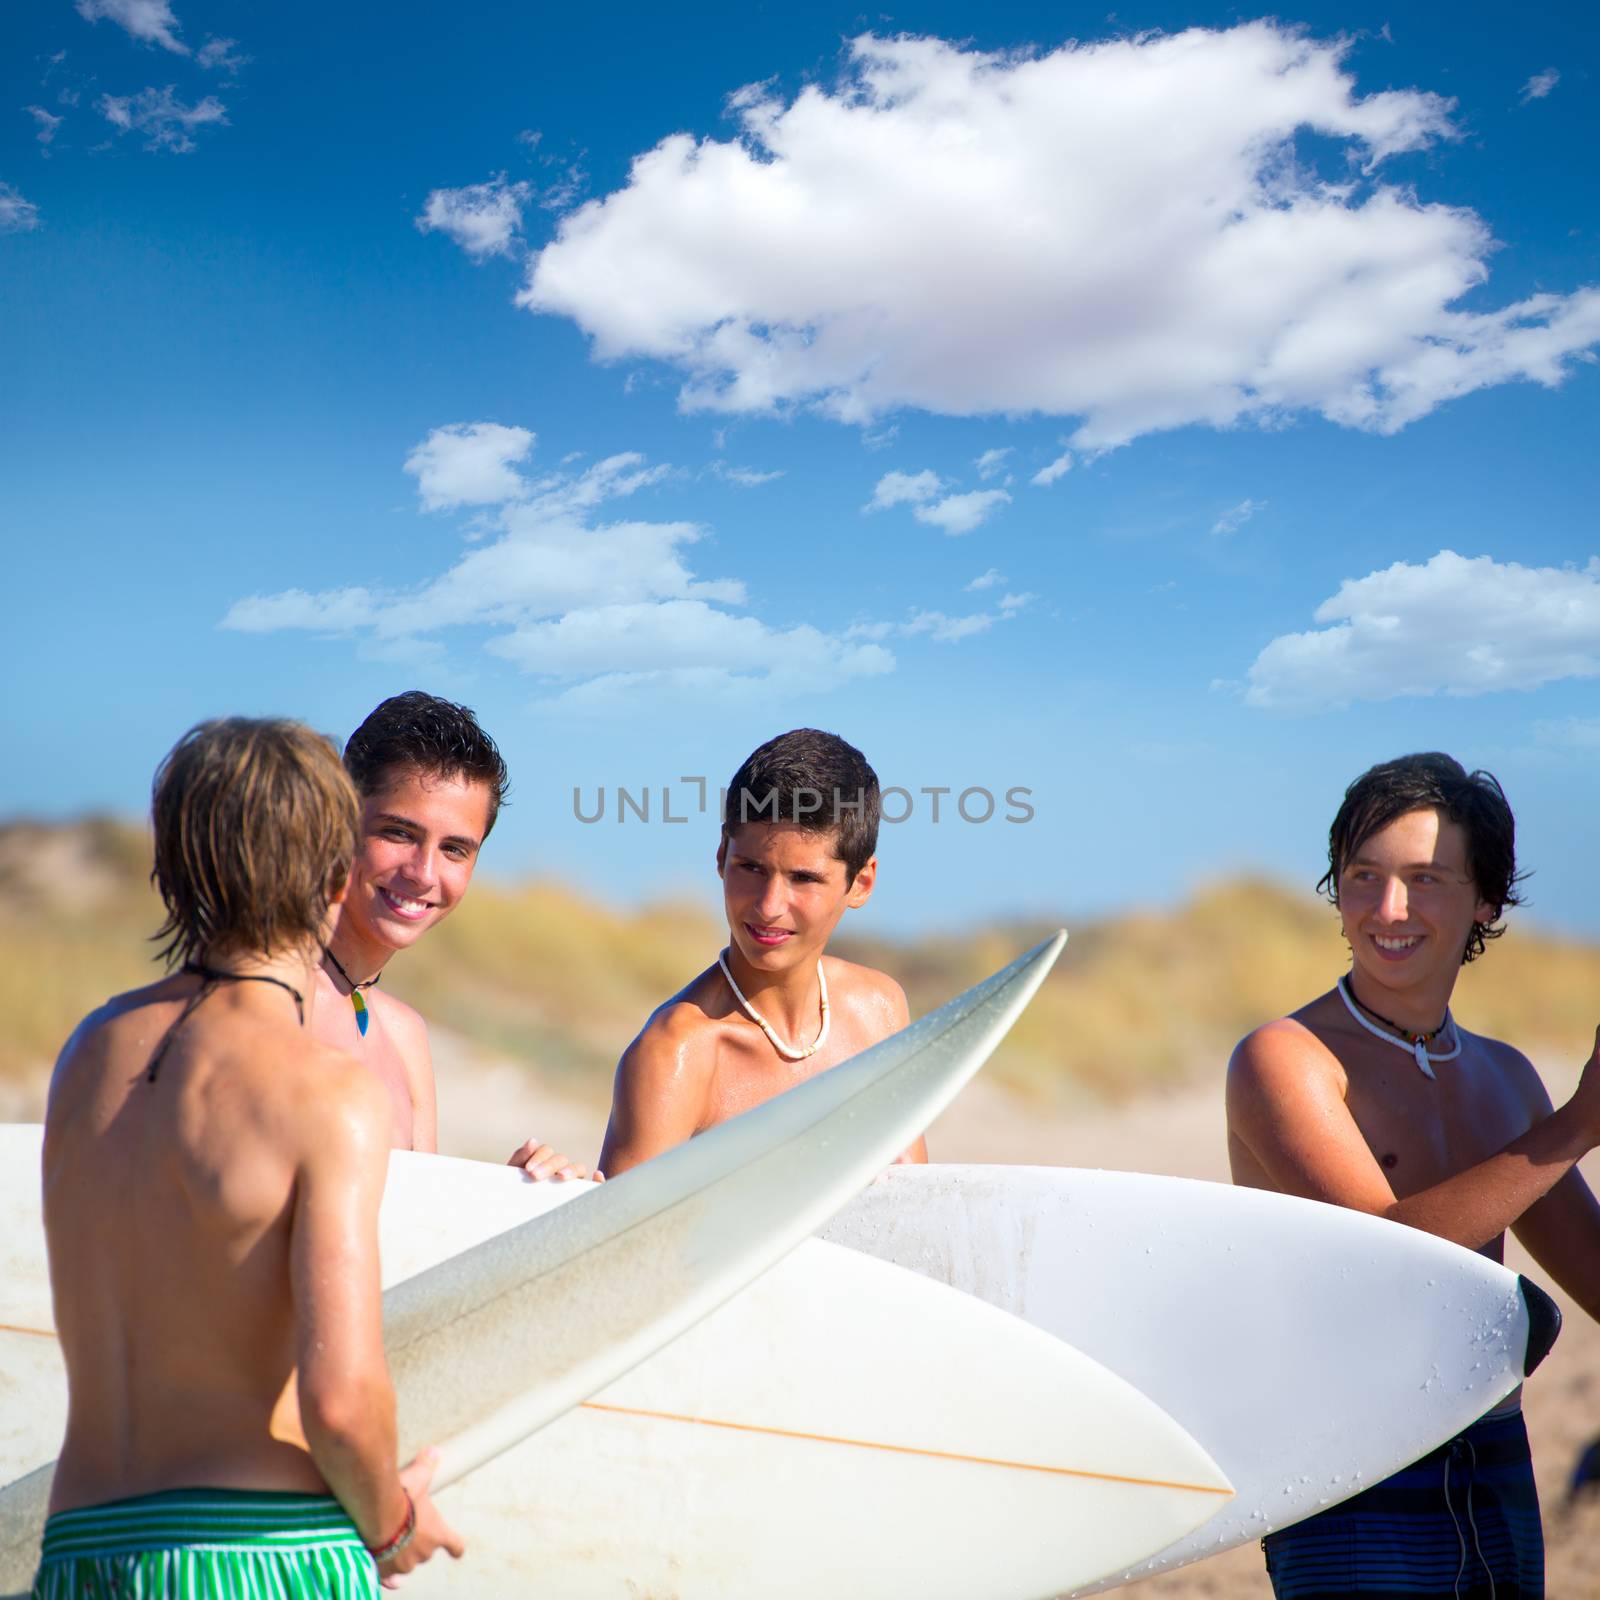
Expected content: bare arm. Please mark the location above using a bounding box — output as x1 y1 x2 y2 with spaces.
598 1025 709 1179
1228 1022 1600 1255
876 979 926 1164
290 1062 462 1573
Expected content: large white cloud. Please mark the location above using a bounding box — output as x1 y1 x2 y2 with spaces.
1244 550 1600 709
520 25 1600 446
77 0 187 54
222 438 887 705
415 175 532 260
404 422 535 511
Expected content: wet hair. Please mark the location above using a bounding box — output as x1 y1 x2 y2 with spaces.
1318 752 1524 964
343 691 509 836
722 729 879 883
151 718 359 969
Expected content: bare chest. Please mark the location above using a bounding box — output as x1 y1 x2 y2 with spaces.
700 1012 882 1130
312 992 415 1150
1343 1042 1532 1198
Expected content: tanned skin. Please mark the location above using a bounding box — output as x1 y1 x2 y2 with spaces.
43 933 463 1584
1228 808 1600 1373
316 763 589 1179
599 821 924 1177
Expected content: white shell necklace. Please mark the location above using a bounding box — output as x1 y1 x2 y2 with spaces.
1336 975 1461 1080
717 949 830 1061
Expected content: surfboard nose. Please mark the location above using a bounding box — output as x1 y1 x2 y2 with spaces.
1517 1275 1562 1376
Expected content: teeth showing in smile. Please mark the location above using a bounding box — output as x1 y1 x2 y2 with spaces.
381 890 430 914
1373 935 1421 951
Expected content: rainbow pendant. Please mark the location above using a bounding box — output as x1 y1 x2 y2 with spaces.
352 989 370 1037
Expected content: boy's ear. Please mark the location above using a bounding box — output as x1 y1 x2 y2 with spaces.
715 835 729 878
844 855 877 909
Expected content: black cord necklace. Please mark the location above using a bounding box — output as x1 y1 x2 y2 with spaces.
1343 974 1447 1045
147 962 306 1083
324 946 381 1037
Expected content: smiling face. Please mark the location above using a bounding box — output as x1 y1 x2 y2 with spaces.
717 822 876 972
1338 807 1495 1005
343 765 493 956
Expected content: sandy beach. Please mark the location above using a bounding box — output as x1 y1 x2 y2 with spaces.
435 1033 1600 1599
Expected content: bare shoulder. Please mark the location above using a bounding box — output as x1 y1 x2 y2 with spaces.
822 956 909 1031
1228 1011 1346 1105
1462 1026 1554 1113
271 1037 393 1168
367 987 430 1061
619 976 723 1093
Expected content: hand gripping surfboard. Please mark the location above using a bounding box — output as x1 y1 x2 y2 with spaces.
0 933 1065 1592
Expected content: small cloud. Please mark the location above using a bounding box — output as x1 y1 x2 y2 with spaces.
196 36 249 73
865 469 943 511
1211 497 1267 536
26 107 64 150
1532 715 1600 750
861 424 899 451
0 183 41 233
404 422 536 512
904 609 995 642
415 174 532 260
915 488 1010 536
1520 69 1560 104
76 0 188 55
975 446 1012 480
997 591 1036 614
1031 451 1073 487
966 567 1006 591
712 462 784 487
98 85 226 153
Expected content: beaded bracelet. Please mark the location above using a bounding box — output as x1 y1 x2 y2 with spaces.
367 1490 416 1563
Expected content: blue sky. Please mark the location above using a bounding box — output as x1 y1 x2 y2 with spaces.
3 1 1597 940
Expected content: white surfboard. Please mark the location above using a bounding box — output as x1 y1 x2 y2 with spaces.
821 1163 1561 1591
1 1143 1232 1597
0 935 1070 1591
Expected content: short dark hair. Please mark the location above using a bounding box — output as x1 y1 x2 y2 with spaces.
152 718 359 969
1318 752 1524 964
722 728 879 883
343 691 509 836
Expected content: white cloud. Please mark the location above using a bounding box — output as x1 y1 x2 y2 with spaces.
975 447 1012 479
712 462 784 487
916 488 1010 536
1520 69 1560 104
865 469 943 511
223 439 881 705
0 183 41 233
404 422 536 512
1031 451 1073 487
966 567 1005 591
77 0 187 54
98 86 225 153
196 37 248 73
1244 550 1600 710
522 25 1600 446
998 591 1036 614
1211 497 1267 535
27 108 64 150
415 175 532 260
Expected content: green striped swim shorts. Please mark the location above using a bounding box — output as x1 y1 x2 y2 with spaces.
32 1487 379 1598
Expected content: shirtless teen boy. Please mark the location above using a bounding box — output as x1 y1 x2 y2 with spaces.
35 717 462 1598
1227 752 1600 1600
315 690 588 1179
599 728 923 1176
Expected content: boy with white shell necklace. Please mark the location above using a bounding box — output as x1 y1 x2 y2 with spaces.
599 728 925 1176
1228 751 1600 1600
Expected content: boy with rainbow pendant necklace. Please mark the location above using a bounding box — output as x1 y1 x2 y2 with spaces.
597 728 925 1177
313 691 591 1181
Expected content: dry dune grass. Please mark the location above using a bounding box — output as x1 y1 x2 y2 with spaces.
2 819 1597 1104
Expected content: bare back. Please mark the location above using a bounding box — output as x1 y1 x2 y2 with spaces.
43 972 390 1513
